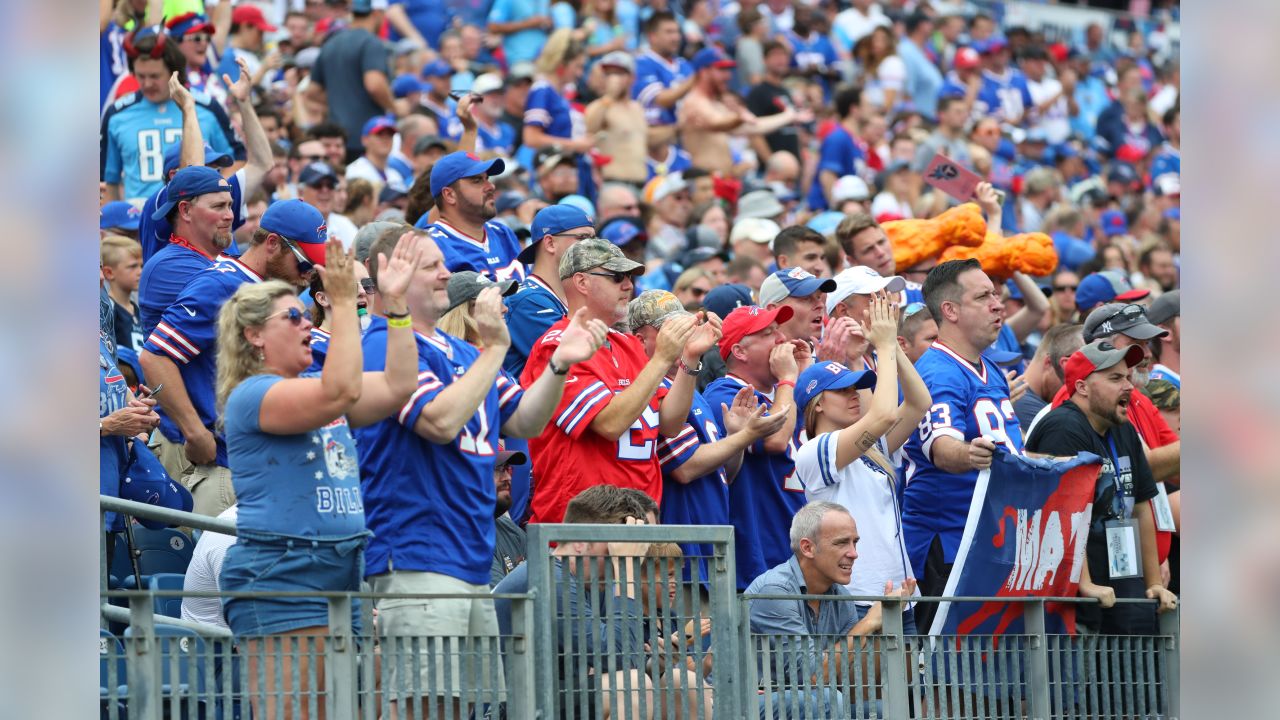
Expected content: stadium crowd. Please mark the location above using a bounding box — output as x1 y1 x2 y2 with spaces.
99 0 1182 715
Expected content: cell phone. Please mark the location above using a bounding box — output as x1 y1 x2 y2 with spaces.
449 91 482 103
993 189 1007 206
143 383 164 399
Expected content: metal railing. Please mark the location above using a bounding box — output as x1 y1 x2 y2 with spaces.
101 497 1179 719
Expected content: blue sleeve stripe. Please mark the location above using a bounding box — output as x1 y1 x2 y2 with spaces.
817 434 837 487
562 387 612 435
555 381 606 427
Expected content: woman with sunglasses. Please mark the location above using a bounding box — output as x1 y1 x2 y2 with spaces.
215 232 423 718
793 293 932 633
306 260 376 371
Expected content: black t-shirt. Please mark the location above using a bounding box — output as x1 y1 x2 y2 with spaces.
1026 400 1158 634
745 81 801 158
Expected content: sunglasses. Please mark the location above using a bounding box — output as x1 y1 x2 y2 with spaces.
688 287 708 298
586 270 632 284
184 33 211 43
281 236 315 274
359 278 377 295
1095 303 1146 328
1053 284 1078 292
300 154 326 163
267 306 305 326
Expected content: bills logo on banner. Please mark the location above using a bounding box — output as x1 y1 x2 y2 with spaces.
930 450 1100 644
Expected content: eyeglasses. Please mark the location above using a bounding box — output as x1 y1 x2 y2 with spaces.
586 270 632 284
359 278 377 295
554 231 595 241
903 302 927 318
267 306 305 326
280 236 315 274
1053 284 1077 292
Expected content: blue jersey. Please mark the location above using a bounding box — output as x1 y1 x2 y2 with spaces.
139 169 246 262
524 80 578 140
788 32 839 99
422 96 464 141
137 241 219 340
704 374 804 590
658 382 730 585
646 146 693 181
416 219 527 282
100 91 244 201
632 50 693 126
1148 142 1180 188
225 373 365 537
100 23 129 113
901 341 1024 577
476 119 518 157
975 69 1034 124
308 328 332 373
143 256 264 467
356 323 526 584
807 126 866 211
502 274 566 377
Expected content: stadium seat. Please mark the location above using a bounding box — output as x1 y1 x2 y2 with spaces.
123 625 208 718
113 527 195 589
148 573 186 619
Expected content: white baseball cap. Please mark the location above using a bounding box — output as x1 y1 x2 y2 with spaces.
832 175 871 203
471 73 504 96
826 266 907 314
729 217 781 247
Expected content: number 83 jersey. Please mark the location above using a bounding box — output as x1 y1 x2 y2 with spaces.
901 341 1024 575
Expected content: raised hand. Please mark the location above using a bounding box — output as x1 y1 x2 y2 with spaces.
455 92 479 131
866 292 900 351
373 231 423 305
1006 369 1028 404
746 403 789 438
552 307 609 366
316 236 356 305
973 181 1002 217
684 311 723 360
656 313 698 363
722 386 758 435
606 515 651 559
221 56 254 106
472 285 511 349
769 342 799 383
168 71 194 111
815 316 854 363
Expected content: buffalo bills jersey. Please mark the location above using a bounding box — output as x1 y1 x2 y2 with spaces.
632 51 693 126
901 341 1024 577
502 274 567 377
100 91 243 201
143 256 263 467
137 241 220 339
139 169 246 262
521 321 667 524
975 69 1034 124
101 23 129 113
646 146 693 181
807 125 867 211
1148 142 1180 189
658 381 731 585
416 219 526 282
308 327 332 372
355 321 525 585
703 374 803 590
524 80 582 141
476 119 517 157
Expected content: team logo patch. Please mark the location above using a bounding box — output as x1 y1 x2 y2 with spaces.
805 379 818 394
786 267 808 279
316 224 328 243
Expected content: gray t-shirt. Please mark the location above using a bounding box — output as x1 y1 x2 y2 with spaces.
1013 387 1048 431
490 514 527 588
311 28 391 153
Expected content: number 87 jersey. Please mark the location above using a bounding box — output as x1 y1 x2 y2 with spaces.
901 341 1024 577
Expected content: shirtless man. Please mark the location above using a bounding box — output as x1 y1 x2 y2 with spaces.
585 52 649 186
678 47 806 176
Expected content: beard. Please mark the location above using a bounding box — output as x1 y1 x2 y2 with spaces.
456 190 496 222
494 492 512 519
1131 366 1151 389
212 229 233 250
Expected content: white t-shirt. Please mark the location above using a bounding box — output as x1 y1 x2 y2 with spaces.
833 5 890 51
1027 77 1071 144
180 505 238 630
327 213 359 249
871 191 913 220
795 431 917 603
345 156 407 193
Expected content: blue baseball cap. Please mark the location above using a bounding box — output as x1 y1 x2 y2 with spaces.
599 216 647 247
971 35 1008 55
362 114 397 137
120 443 194 530
298 161 339 187
1076 270 1149 312
260 199 329 267
795 361 877 413
703 284 754 320
163 142 233 178
391 74 426 98
982 348 1024 366
758 268 837 306
520 205 595 263
101 201 142 231
151 166 232 220
691 47 736 72
1004 279 1052 301
1099 209 1129 236
422 59 452 78
165 12 213 39
429 151 505 197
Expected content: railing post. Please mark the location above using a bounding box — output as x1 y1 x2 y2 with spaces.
101 513 110 630
507 595 538 720
526 524 557 719
1159 606 1180 719
707 532 740 720
128 594 162 720
1022 599 1051 720
881 598 910 718
327 595 358 718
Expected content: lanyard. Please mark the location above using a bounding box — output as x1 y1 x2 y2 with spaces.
1105 434 1130 518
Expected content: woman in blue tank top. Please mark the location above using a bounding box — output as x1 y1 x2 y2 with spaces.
216 231 423 717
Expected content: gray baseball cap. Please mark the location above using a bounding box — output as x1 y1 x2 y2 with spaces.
627 290 691 332
444 271 518 314
1082 302 1169 343
558 238 645 280
1146 290 1180 326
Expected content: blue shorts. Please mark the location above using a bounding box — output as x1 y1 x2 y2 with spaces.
221 531 368 637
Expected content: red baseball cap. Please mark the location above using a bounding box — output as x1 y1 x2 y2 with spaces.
232 6 278 32
719 305 794 360
1061 340 1145 401
954 47 981 70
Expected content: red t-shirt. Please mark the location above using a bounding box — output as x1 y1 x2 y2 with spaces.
1126 391 1179 562
520 319 667 524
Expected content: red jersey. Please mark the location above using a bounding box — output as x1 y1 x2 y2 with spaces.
520 319 667 524
1127 391 1179 562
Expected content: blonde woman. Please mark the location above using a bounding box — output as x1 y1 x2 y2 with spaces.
437 270 518 346
523 29 593 155
216 233 422 719
792 293 931 634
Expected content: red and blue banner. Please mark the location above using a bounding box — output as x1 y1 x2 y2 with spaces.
930 450 1101 640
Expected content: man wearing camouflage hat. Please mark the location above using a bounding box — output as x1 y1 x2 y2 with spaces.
520 240 722 524
1147 290 1180 390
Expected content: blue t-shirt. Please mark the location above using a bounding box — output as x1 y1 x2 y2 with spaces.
975 69 1034 125
225 373 365 537
502 274 566 377
901 341 1024 577
389 0 491 48
704 374 803 590
487 0 551 64
806 126 866 212
658 384 730 585
355 323 526 585
143 256 264 466
100 91 244 201
632 50 692 126
897 38 944 118
139 170 246 262
416 220 527 282
100 335 131 530
137 242 218 340
476 119 518 157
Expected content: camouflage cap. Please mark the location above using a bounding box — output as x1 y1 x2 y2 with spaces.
627 290 691 332
1142 378 1180 412
558 237 646 280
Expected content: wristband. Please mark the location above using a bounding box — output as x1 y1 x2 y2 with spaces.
549 357 570 376
678 356 702 376
387 315 412 329
776 380 796 389
384 310 410 320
